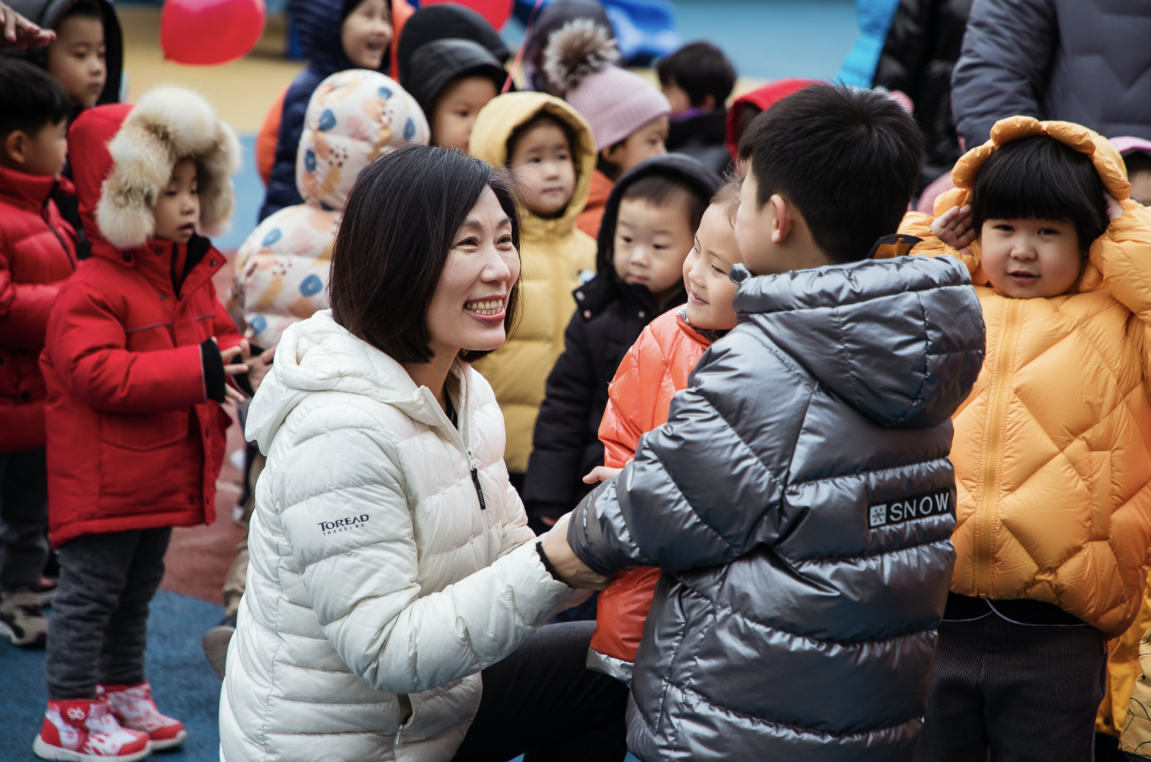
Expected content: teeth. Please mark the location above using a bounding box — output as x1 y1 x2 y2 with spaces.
466 299 503 316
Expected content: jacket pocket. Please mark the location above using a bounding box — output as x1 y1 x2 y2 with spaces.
99 410 188 452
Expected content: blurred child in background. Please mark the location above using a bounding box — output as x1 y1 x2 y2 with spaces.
543 19 672 238
1113 137 1151 206
204 70 430 680
35 87 246 760
658 41 736 174
523 154 720 535
468 91 597 494
585 180 742 679
725 78 819 171
259 0 394 221
0 59 75 648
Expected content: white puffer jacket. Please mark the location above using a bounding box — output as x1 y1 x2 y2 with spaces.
219 311 574 762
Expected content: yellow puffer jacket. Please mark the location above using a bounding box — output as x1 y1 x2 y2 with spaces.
899 117 1151 639
469 93 597 474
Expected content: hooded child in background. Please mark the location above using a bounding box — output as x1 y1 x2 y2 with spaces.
397 3 509 152
259 0 394 221
468 91 597 491
544 19 672 239
522 154 720 533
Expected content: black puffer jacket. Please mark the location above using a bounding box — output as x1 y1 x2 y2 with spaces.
951 0 1151 149
873 0 971 184
569 255 986 761
521 155 721 526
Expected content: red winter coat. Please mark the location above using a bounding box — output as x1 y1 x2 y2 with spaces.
589 309 712 678
0 165 77 454
41 104 242 548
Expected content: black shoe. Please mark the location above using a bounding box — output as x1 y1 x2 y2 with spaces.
202 613 238 680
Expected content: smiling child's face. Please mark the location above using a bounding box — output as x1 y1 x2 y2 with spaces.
340 0 392 71
980 217 1083 298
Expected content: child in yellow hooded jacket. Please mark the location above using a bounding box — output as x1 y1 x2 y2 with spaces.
468 92 596 487
899 116 1151 762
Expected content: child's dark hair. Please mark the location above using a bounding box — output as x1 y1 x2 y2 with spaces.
738 85 922 264
621 174 709 233
0 58 72 138
506 111 577 169
58 0 103 25
657 41 736 108
970 135 1108 250
341 0 391 22
1123 151 1151 179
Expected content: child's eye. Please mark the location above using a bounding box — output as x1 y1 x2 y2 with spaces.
712 266 726 275
994 224 1014 233
1039 227 1060 235
620 236 633 244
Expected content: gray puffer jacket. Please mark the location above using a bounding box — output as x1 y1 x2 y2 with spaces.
568 255 985 761
951 0 1151 149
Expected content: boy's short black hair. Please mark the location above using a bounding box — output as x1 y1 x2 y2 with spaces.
657 41 736 108
970 135 1108 250
621 174 709 232
0 58 72 138
738 85 922 264
58 0 104 25
506 111 576 168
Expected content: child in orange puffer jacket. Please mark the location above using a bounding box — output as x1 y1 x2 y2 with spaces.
900 117 1151 762
583 182 741 681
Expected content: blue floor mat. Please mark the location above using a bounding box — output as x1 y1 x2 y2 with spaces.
0 590 641 762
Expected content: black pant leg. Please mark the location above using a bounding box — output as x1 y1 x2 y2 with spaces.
98 527 171 686
46 530 142 699
916 619 992 762
453 621 628 762
0 449 50 591
985 618 1107 762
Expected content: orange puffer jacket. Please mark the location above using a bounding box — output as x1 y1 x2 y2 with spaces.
899 116 1151 639
589 308 714 681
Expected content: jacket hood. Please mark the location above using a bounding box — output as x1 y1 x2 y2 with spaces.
469 92 595 239
67 87 240 251
8 0 123 107
289 0 356 79
246 310 462 453
731 254 985 428
725 78 819 158
933 116 1133 291
595 154 722 276
403 38 508 114
296 70 429 210
396 3 509 82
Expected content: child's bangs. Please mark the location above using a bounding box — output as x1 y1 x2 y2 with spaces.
971 136 1107 244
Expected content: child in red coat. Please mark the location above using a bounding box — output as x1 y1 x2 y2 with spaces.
35 86 247 762
0 59 76 649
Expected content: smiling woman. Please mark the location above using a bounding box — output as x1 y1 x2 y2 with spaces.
220 144 628 762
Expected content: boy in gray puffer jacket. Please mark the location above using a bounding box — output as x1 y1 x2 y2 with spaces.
543 85 987 761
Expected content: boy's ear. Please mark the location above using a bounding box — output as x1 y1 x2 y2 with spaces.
770 194 793 245
3 131 28 166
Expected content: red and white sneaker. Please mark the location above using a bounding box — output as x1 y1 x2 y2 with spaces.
33 698 152 761
99 682 187 751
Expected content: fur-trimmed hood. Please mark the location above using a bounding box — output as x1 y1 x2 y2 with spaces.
69 87 240 250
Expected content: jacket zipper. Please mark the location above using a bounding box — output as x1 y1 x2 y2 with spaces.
42 196 75 269
468 447 493 567
976 298 1018 597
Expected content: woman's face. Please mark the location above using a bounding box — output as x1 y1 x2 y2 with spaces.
425 187 520 358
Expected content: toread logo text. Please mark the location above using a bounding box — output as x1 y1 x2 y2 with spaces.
318 514 371 535
868 491 953 529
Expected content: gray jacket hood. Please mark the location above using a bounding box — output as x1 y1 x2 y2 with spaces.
732 254 984 429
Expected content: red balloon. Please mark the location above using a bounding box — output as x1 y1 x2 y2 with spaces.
161 0 267 66
421 0 513 32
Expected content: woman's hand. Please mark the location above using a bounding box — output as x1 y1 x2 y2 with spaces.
542 514 612 590
931 205 976 255
1105 192 1125 223
582 466 623 484
242 341 277 394
0 2 53 49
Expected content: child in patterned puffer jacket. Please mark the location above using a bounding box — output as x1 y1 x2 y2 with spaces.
203 69 429 680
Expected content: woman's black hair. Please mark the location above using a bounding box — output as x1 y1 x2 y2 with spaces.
971 135 1109 250
329 144 521 364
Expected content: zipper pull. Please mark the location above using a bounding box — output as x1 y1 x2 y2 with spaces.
470 467 487 511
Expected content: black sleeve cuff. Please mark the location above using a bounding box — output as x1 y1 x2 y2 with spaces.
201 339 226 403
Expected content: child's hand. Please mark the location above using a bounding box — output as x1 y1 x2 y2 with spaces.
219 342 250 404
931 205 977 254
1105 192 1124 223
240 340 276 395
582 466 623 484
